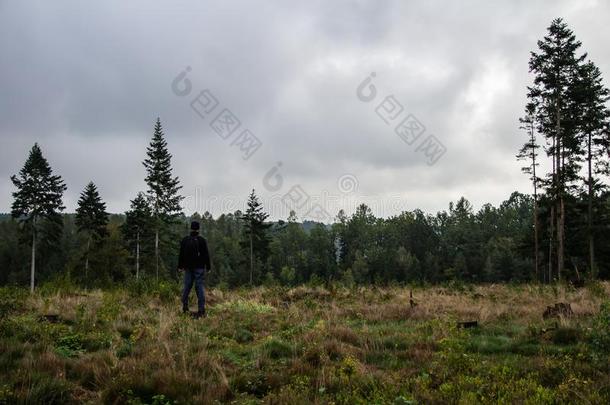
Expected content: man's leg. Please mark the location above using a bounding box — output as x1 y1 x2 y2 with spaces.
181 270 194 312
193 268 206 314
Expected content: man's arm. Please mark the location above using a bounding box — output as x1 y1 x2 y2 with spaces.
177 237 185 270
201 238 211 270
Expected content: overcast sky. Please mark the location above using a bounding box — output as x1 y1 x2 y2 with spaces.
1 0 609 221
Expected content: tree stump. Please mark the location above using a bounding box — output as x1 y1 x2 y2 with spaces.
543 303 573 319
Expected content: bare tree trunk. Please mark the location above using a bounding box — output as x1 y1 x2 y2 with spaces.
549 205 555 284
136 230 140 280
555 99 564 282
249 233 254 285
30 221 36 293
530 121 539 282
587 132 596 278
558 197 565 282
548 129 556 284
85 236 90 280
534 200 539 281
155 229 159 281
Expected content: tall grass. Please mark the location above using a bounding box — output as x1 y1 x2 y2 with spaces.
0 282 608 403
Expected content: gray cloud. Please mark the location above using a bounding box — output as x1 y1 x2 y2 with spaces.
1 0 609 220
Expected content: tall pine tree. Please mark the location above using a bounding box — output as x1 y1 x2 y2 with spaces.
75 181 108 279
573 60 610 277
241 189 271 284
122 192 152 280
143 118 183 280
517 103 541 281
10 143 66 292
527 18 587 281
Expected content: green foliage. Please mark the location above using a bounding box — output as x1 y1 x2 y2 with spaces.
143 118 184 279
340 269 355 288
0 287 27 319
5 188 610 287
28 373 72 405
215 299 275 315
590 301 610 351
240 189 272 284
75 181 108 239
279 266 296 286
55 333 85 358
143 118 183 221
0 383 16 404
551 327 581 345
261 338 293 359
10 143 66 222
233 328 254 343
586 280 607 299
155 281 178 304
10 143 67 291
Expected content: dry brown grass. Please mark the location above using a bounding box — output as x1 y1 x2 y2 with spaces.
2 281 608 403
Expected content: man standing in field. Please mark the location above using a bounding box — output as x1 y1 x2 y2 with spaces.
178 221 211 318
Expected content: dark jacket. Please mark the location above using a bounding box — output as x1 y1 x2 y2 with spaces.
178 232 211 270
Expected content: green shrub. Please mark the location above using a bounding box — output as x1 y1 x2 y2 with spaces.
262 338 293 359
156 282 177 304
98 294 122 323
0 314 49 342
234 328 254 343
38 277 78 296
0 287 27 319
308 274 325 287
28 373 72 405
280 266 296 286
590 301 610 351
116 341 133 358
83 331 113 351
340 269 355 288
551 327 581 345
0 383 16 403
55 333 85 358
586 280 607 299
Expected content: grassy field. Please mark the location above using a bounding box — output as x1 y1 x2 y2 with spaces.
0 282 609 404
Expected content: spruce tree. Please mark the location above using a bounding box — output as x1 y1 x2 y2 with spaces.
122 192 152 279
10 143 66 292
241 189 271 284
75 181 108 279
517 103 541 281
573 60 610 277
143 118 183 280
527 18 587 281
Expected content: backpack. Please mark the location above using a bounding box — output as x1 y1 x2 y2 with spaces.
185 236 200 263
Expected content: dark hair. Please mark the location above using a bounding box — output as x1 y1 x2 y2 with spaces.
190 221 200 231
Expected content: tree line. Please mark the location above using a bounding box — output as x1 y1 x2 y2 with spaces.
2 18 610 290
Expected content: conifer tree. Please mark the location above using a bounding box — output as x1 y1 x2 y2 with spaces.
527 18 587 281
143 118 183 280
573 60 610 277
517 103 541 281
75 182 108 278
122 192 152 279
10 143 66 292
241 189 271 284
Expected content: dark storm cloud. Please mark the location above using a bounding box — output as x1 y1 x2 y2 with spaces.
1 0 609 219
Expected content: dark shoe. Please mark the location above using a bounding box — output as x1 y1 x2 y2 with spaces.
193 310 206 319
182 307 189 314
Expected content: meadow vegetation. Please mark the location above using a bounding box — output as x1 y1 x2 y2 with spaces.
0 281 609 404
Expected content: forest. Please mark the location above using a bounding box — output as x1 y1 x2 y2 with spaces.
3 18 610 291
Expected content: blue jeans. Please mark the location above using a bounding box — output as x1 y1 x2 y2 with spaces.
181 268 205 312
